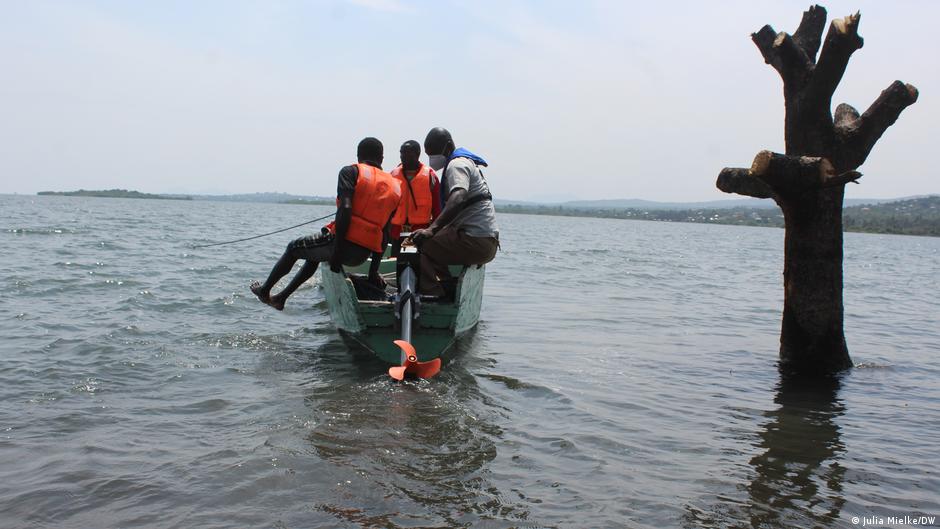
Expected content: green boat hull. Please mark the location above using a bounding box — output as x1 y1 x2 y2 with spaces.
319 258 485 365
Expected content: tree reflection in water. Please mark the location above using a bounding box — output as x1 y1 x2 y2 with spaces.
685 373 847 529
746 374 847 528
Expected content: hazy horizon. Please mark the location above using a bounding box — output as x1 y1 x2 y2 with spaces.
2 1 936 202
14 187 940 205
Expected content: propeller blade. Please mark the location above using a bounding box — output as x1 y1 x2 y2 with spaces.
410 358 442 379
389 340 442 380
393 340 416 360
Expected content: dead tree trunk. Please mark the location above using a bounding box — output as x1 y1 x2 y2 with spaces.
716 5 917 375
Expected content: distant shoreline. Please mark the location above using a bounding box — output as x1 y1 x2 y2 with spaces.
37 189 191 200
30 190 939 237
36 190 335 205
496 196 940 237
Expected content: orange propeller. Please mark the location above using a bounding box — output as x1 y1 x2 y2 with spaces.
389 340 442 381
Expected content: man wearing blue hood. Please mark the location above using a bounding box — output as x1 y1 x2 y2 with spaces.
410 127 499 298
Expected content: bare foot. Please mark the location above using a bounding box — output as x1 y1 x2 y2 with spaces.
268 293 285 311
251 281 285 310
250 281 270 302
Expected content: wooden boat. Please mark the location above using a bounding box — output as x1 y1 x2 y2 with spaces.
319 248 485 374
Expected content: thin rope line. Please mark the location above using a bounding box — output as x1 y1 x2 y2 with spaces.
191 212 334 248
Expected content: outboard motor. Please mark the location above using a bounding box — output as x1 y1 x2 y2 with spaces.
389 233 441 380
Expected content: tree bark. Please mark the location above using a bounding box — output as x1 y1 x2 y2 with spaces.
779 187 849 372
716 167 773 199
716 5 917 376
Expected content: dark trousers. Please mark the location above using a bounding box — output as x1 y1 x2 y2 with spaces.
418 226 498 295
259 232 370 301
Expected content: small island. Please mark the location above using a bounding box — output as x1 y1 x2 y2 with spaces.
37 189 191 200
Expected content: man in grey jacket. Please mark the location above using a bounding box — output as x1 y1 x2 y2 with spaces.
410 127 499 298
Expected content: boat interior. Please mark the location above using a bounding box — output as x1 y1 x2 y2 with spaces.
343 260 466 304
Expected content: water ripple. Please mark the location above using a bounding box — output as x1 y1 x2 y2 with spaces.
0 195 937 528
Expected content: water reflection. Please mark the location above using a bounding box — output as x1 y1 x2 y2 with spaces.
684 374 847 529
300 335 528 528
744 374 847 528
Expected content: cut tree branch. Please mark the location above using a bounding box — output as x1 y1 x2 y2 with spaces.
752 26 812 87
753 26 782 69
811 13 864 103
792 4 828 61
844 80 919 168
749 150 842 193
716 167 773 199
775 33 813 86
833 102 860 132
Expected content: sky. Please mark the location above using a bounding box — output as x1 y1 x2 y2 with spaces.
0 0 936 202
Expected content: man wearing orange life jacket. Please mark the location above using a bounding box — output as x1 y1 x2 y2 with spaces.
251 137 401 310
388 140 442 240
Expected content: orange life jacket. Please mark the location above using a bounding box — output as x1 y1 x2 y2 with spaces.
327 163 401 253
390 163 434 229
349 163 401 252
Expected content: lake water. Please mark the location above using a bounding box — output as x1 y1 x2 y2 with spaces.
1 194 938 529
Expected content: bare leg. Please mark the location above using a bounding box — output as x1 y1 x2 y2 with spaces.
252 233 337 310
252 245 302 310
250 281 271 303
253 249 298 300
269 261 319 309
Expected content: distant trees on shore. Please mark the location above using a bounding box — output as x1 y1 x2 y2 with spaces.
37 189 190 200
496 196 940 237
